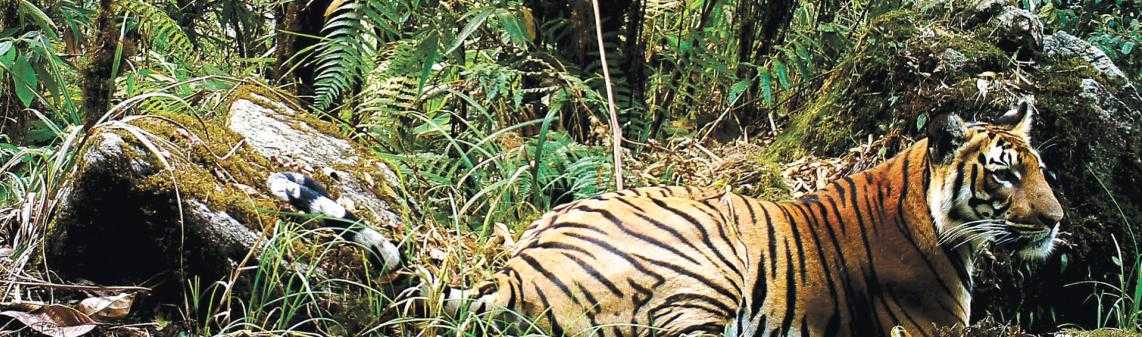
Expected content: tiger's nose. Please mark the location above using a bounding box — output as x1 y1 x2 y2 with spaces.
1038 210 1063 227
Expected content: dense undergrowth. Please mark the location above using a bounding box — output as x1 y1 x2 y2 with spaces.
1 0 1141 336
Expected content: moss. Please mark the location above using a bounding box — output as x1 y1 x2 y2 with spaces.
120 111 282 230
103 84 409 231
754 160 792 200
763 8 1015 162
328 162 408 218
764 9 924 160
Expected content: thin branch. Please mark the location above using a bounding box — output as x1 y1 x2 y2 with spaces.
8 281 151 292
590 0 625 190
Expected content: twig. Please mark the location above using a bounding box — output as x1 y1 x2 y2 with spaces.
590 0 625 190
8 281 151 292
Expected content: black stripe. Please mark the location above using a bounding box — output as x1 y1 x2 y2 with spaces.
571 279 601 311
649 199 745 281
578 206 704 266
511 268 523 313
650 293 735 318
762 203 779 277
533 282 565 337
832 180 846 203
507 269 522 311
559 250 624 297
775 204 808 283
654 311 687 331
950 160 967 199
750 230 769 318
824 307 842 337
794 202 841 309
779 240 797 337
861 177 881 237
613 196 647 212
546 221 609 235
561 231 666 285
533 241 598 259
631 251 740 301
519 253 581 308
519 221 609 254
674 322 724 336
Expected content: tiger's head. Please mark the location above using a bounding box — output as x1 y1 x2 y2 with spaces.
926 97 1064 260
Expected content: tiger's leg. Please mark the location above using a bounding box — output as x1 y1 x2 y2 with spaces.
433 271 516 317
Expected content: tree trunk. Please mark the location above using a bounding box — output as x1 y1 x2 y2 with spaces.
622 0 648 140
82 0 119 129
272 0 333 102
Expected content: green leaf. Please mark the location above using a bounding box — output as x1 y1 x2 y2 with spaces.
446 8 494 54
759 71 774 106
773 60 791 89
0 42 12 78
17 0 59 39
915 113 928 131
0 41 13 64
727 80 750 105
498 11 530 47
1132 260 1142 315
417 34 440 96
11 54 38 107
1122 41 1135 55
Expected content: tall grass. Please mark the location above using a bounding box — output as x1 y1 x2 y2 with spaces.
1068 167 1141 331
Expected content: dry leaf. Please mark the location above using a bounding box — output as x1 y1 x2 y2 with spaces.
107 326 150 337
0 304 97 337
78 293 134 321
493 222 516 249
428 247 446 261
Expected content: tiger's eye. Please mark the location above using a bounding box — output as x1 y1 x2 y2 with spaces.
992 169 1019 184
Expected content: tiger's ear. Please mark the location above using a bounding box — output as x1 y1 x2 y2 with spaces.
996 97 1035 139
927 113 967 164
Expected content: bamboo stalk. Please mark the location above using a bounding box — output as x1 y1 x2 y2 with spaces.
590 0 625 190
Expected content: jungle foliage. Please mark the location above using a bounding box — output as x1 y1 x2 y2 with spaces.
0 0 1140 335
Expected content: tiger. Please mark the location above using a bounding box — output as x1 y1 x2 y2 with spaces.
268 97 1064 337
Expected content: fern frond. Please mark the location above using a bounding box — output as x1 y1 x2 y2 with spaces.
357 40 426 146
312 1 375 111
114 0 193 62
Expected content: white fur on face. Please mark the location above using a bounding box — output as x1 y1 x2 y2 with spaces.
1018 223 1059 261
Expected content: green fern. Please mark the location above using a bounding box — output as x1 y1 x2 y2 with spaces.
311 1 374 111
115 0 193 62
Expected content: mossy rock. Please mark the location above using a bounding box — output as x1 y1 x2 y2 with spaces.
763 4 1142 332
47 86 410 294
